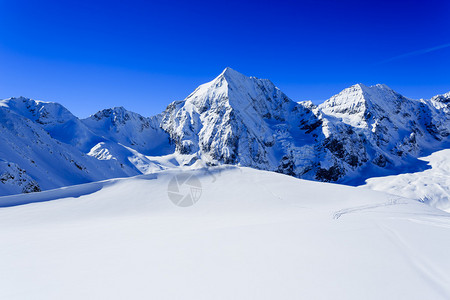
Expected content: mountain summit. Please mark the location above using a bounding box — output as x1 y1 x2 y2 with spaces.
160 68 306 169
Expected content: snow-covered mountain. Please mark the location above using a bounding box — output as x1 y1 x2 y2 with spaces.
0 98 141 195
160 67 317 171
1 96 100 152
82 106 173 156
0 97 171 195
160 68 450 183
1 68 449 197
314 83 450 183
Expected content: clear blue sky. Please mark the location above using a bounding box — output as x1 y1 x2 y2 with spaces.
1 0 449 118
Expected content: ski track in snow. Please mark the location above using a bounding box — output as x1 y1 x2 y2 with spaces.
333 197 407 219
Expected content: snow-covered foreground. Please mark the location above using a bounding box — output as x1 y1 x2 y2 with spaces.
365 149 450 212
0 167 449 299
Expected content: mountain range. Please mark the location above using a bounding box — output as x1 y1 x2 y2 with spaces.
1 67 449 196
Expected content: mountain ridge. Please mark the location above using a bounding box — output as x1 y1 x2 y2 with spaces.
1 68 449 196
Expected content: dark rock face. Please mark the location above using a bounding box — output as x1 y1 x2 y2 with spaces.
315 164 344 182
277 155 296 176
0 162 41 194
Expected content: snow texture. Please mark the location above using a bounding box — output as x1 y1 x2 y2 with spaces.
364 149 450 212
0 167 450 299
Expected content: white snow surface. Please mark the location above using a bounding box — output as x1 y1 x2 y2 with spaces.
0 167 450 299
364 149 450 212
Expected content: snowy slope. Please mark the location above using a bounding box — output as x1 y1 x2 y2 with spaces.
0 167 449 299
0 102 138 195
0 98 172 195
82 107 173 156
1 97 102 152
364 149 450 212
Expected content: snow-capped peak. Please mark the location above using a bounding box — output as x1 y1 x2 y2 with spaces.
216 67 269 88
321 83 400 109
219 67 245 80
87 106 146 126
0 96 77 125
318 83 409 128
82 106 173 156
431 91 450 105
160 68 299 163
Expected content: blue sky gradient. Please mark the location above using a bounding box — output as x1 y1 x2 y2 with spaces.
1 0 449 117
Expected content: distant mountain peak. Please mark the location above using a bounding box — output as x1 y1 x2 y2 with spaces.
338 83 395 96
161 68 304 165
0 96 77 127
319 82 404 116
175 67 293 115
2 96 52 107
89 106 143 123
211 67 276 92
220 66 237 75
218 67 247 81
352 83 367 89
431 91 450 103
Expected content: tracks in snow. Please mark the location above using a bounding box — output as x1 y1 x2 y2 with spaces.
333 197 407 219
